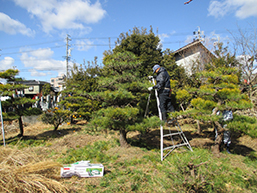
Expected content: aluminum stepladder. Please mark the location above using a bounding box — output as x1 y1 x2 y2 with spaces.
149 78 193 161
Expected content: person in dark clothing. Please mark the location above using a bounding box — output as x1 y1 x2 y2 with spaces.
148 64 174 121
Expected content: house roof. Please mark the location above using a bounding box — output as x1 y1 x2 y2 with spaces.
15 80 50 85
173 39 215 58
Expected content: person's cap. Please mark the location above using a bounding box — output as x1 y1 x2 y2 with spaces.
152 64 160 73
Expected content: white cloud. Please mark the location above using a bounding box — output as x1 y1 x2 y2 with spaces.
208 0 257 19
19 47 66 77
28 69 47 77
185 35 194 44
12 0 107 33
76 39 94 51
158 31 176 42
0 57 15 70
0 12 35 36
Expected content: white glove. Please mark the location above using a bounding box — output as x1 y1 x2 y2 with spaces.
148 76 153 80
148 87 153 91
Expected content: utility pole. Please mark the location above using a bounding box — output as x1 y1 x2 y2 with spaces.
109 37 111 50
193 26 205 42
65 34 71 78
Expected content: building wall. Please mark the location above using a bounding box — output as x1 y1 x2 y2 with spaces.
175 51 201 75
24 85 40 95
50 74 65 91
175 46 212 75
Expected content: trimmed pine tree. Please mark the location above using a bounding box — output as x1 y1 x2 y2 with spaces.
90 51 161 147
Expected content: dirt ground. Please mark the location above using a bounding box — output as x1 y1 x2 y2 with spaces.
2 119 257 158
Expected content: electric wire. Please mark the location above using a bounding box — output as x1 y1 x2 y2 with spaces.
0 28 240 58
1 45 66 56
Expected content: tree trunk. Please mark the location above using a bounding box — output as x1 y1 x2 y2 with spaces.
196 120 201 134
18 116 24 137
54 124 59 131
180 103 185 111
211 121 224 157
119 129 129 147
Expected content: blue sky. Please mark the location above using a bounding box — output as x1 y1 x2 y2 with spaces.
0 0 256 82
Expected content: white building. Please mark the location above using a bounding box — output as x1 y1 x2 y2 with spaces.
173 40 215 75
50 74 66 92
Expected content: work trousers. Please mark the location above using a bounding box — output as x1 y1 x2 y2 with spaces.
158 91 173 114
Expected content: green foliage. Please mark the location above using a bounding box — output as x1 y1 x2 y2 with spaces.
127 116 162 133
191 98 216 110
22 107 42 116
227 114 257 138
176 88 191 103
59 95 99 120
108 26 162 77
60 61 101 120
41 83 52 96
92 106 139 131
0 70 36 118
57 137 257 192
91 51 160 146
0 69 18 81
40 108 71 130
0 69 38 136
58 140 119 164
165 148 257 192
96 89 135 107
177 44 253 141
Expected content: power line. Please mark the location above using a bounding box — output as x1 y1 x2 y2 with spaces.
0 45 66 56
72 36 117 40
0 28 245 58
18 69 64 72
0 39 64 50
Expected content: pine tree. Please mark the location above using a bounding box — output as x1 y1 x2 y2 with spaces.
173 44 252 155
91 52 161 147
0 69 37 137
104 27 186 113
105 26 162 77
59 59 101 121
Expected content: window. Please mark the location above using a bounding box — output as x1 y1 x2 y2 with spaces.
28 86 34 91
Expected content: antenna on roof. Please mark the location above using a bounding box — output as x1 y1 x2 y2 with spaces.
193 26 205 42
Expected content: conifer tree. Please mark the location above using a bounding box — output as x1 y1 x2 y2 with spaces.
105 27 186 113
0 69 37 137
173 44 252 155
93 27 186 146
105 26 162 77
90 52 161 147
60 59 101 120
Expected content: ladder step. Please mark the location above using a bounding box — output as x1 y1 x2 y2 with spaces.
163 143 189 151
163 132 182 137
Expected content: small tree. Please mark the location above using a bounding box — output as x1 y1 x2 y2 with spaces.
41 83 53 96
0 69 37 137
230 23 257 105
40 107 71 131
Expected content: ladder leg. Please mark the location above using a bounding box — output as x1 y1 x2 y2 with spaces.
151 78 192 161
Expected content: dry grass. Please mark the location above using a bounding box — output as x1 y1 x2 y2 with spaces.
0 120 256 192
0 146 68 193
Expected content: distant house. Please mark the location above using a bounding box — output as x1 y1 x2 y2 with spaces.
173 40 215 75
50 74 66 92
15 80 50 98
